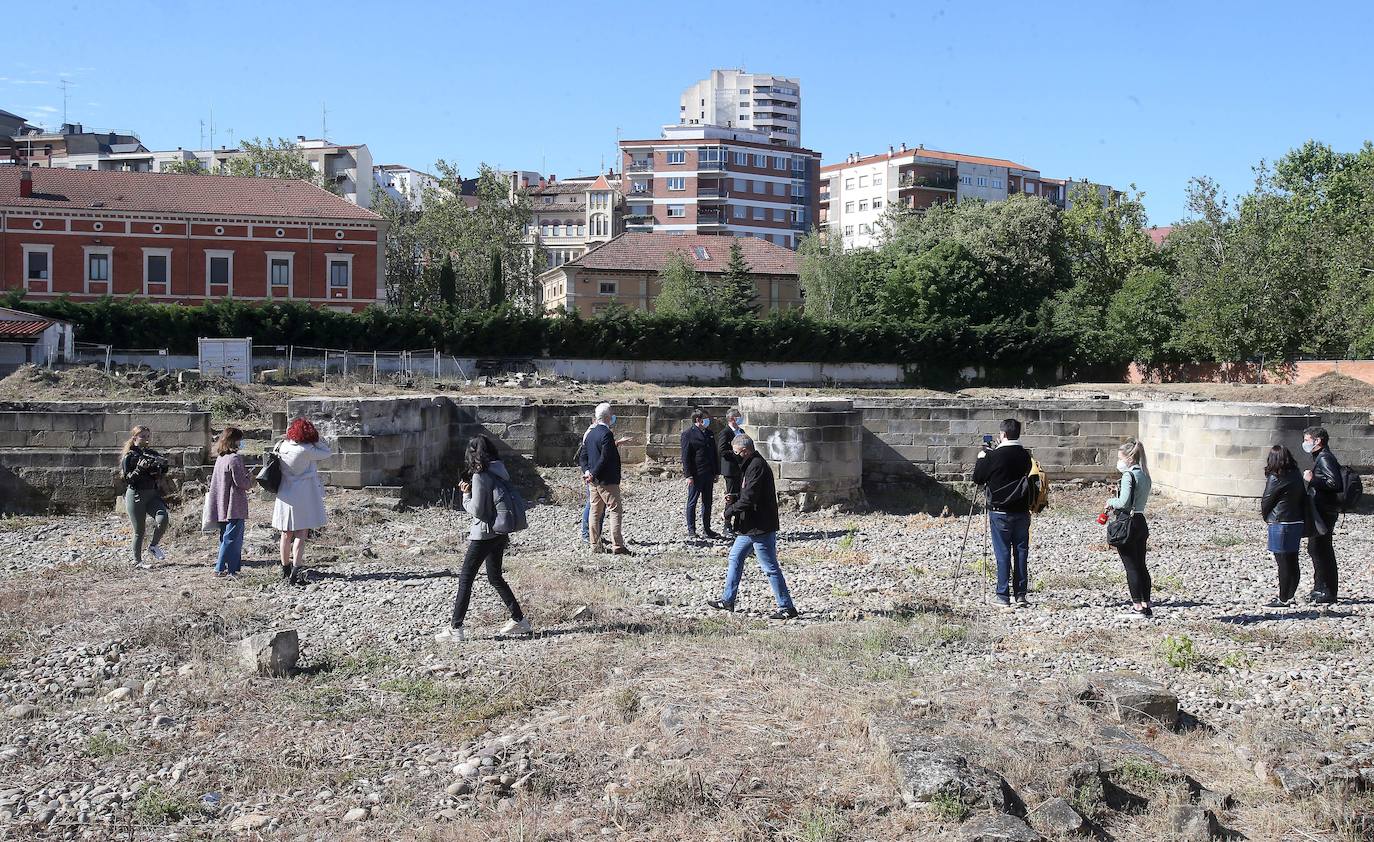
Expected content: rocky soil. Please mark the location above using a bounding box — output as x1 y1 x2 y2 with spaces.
1 469 1372 840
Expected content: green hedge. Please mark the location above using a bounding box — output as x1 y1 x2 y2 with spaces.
0 293 1070 367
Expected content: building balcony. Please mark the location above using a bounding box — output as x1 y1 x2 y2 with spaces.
899 174 958 191
697 160 726 171
697 188 725 200
627 161 654 172
624 212 656 224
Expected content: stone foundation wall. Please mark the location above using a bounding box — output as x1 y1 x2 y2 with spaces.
0 401 211 513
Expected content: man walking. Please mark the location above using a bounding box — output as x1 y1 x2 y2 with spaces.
972 418 1033 609
719 407 745 535
681 409 721 539
584 402 631 555
709 435 798 620
1303 425 1341 604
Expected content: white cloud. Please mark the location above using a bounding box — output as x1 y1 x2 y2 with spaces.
30 105 59 114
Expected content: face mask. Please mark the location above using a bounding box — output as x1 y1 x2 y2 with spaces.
702 418 711 428
609 415 617 427
735 417 745 427
1116 460 1129 473
1302 441 1314 454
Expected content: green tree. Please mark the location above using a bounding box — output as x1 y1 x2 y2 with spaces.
437 256 457 310
720 239 759 315
419 163 537 310
1106 268 1184 368
222 138 337 193
160 159 211 175
881 240 988 326
488 250 505 309
655 251 715 316
370 186 428 307
796 231 861 320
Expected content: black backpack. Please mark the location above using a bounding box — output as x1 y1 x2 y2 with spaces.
1338 466 1364 513
256 448 283 494
492 476 529 534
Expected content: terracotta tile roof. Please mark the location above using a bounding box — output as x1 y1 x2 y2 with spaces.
551 232 797 276
1148 226 1174 246
0 319 51 338
821 146 1035 174
0 167 380 221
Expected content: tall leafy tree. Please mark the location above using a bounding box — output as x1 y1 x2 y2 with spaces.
437 256 457 310
223 138 340 193
419 163 537 310
655 252 716 316
370 186 428 307
796 231 861 320
1105 268 1184 368
720 239 759 315
881 240 988 326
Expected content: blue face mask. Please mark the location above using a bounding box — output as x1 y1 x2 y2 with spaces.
609 414 617 427
734 417 745 427
702 418 711 428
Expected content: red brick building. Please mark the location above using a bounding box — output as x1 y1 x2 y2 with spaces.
0 168 385 311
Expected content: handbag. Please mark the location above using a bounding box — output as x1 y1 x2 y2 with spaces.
256 445 283 494
1105 472 1138 548
200 491 219 534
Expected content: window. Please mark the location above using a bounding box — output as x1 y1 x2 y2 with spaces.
143 247 173 296
858 175 868 188
977 176 988 187
591 214 609 237
692 246 710 260
266 251 293 297
327 256 353 298
754 180 767 193
733 151 748 165
752 154 766 167
87 252 109 281
205 250 234 297
739 114 749 121
873 198 883 210
843 225 854 236
791 182 806 198
738 88 749 95
543 196 553 204
22 244 53 291
667 205 685 217
858 200 869 211
844 178 855 189
774 182 786 196
666 150 685 164
666 177 685 191
772 208 785 221
752 206 764 220
1024 182 1035 194
734 178 748 192
992 179 1003 189
960 175 973 185
873 174 884 186
733 205 745 219
772 156 786 170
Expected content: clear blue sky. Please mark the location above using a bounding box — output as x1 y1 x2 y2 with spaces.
4 0 1371 225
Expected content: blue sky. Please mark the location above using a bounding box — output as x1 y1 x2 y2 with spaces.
3 0 1371 225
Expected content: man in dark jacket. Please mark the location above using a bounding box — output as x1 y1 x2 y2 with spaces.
681 409 722 539
584 402 631 555
709 435 798 619
1303 426 1341 604
718 408 745 534
972 418 1034 608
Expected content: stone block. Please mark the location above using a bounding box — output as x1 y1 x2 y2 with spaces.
238 629 299 677
1074 671 1179 730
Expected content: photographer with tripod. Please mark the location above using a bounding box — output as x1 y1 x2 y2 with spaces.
971 419 1033 609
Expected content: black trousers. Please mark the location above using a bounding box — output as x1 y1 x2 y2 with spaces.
1115 514 1151 603
452 536 522 628
685 474 714 532
1274 552 1301 602
1309 529 1339 601
723 473 741 530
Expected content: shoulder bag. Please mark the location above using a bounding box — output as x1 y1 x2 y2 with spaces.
1105 472 1137 548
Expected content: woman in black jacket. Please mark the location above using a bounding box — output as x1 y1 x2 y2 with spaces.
1260 445 1306 607
120 425 170 566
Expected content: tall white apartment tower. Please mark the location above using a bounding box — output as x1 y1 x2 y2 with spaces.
679 69 801 148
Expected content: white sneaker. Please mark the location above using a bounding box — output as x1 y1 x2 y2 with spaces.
147 545 166 561
499 618 533 636
433 627 465 644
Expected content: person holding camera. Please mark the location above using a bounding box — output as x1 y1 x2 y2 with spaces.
1303 426 1342 605
1104 439 1153 617
681 409 722 540
120 425 170 567
972 418 1033 608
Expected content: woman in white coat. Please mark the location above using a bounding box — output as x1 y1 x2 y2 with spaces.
273 417 332 584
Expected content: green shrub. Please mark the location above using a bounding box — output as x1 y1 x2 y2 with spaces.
929 790 971 822
133 784 196 824
1159 634 1201 671
87 732 127 759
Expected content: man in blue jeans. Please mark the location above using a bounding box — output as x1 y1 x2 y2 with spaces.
708 435 798 620
971 418 1033 609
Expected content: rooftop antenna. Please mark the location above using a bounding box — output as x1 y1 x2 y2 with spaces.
199 118 205 151
614 126 621 173
59 78 70 124
209 108 216 151
321 101 329 141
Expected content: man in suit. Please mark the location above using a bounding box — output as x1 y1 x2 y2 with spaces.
719 407 745 535
681 409 722 539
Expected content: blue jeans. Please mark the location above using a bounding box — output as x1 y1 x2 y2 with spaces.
989 511 1030 601
217 519 245 574
721 532 794 610
580 485 604 541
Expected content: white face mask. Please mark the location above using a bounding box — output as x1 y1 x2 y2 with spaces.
1301 441 1315 454
1116 460 1130 473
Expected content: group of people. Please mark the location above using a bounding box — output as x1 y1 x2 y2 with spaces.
973 418 1349 615
118 408 1353 643
119 418 332 581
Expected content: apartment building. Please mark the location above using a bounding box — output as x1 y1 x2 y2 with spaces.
517 172 625 269
374 163 442 210
7 122 152 171
679 69 801 147
619 124 820 250
820 143 1095 249
537 231 801 316
0 168 385 312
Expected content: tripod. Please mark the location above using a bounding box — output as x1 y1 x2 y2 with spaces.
952 490 992 601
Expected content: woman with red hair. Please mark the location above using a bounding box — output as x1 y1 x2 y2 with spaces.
272 417 332 583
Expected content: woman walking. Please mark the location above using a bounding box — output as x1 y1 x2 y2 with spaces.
1260 445 1306 607
121 425 170 566
209 426 251 577
272 418 332 584
435 435 531 644
1105 438 1153 617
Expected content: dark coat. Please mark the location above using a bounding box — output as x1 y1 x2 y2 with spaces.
723 450 780 536
680 424 719 479
971 442 1032 513
584 424 621 486
1308 447 1342 534
719 424 743 477
1260 467 1306 523
121 446 166 492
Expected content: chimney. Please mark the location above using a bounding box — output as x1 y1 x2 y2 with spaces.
549 174 556 182
521 177 529 188
888 145 894 154
297 135 306 142
899 142 907 152
20 169 33 198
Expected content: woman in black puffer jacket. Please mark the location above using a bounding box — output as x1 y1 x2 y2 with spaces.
1260 445 1307 608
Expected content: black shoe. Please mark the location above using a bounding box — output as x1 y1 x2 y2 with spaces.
288 564 307 586
612 547 634 556
995 597 1011 608
686 530 700 540
279 564 292 581
707 599 735 612
769 606 799 620
703 530 724 540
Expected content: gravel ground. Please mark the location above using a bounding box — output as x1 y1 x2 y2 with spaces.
1 468 1371 840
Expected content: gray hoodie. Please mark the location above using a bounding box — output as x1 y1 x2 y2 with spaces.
462 460 511 540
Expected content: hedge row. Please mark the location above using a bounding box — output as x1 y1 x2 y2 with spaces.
1 294 1070 366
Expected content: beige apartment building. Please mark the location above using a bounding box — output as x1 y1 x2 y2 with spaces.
679 69 802 147
538 232 802 316
518 172 625 270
